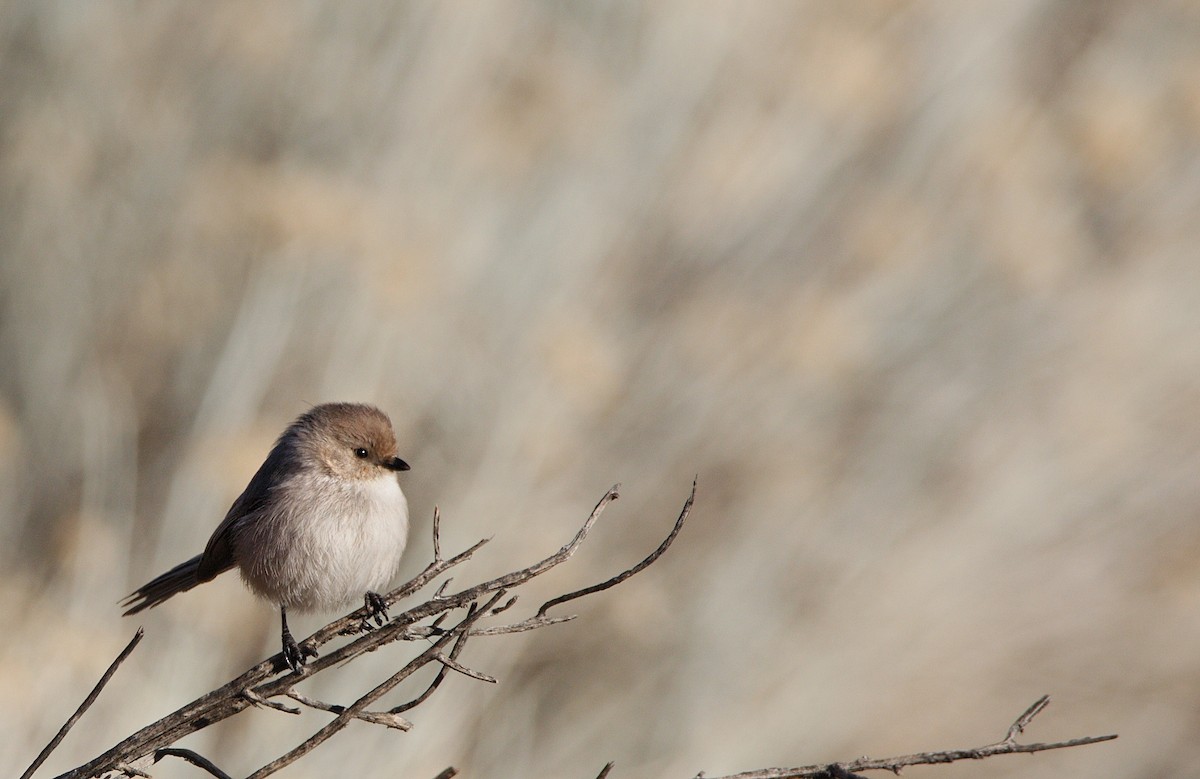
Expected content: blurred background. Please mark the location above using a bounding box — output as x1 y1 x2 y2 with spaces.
1 2 1198 777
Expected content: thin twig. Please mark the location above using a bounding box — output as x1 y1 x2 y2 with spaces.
20 628 144 779
470 614 578 636
699 697 1118 779
596 762 615 779
538 480 693 618
392 607 477 714
284 691 412 730
433 652 497 683
1005 694 1049 741
433 505 443 561
241 689 299 715
446 484 620 608
153 748 234 779
403 613 452 639
491 595 518 615
431 769 458 779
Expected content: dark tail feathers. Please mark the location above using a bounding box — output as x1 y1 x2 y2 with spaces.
121 554 204 615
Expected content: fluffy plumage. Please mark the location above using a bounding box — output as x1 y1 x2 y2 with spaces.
121 403 411 669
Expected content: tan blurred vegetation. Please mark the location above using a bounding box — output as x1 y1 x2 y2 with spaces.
1 2 1199 777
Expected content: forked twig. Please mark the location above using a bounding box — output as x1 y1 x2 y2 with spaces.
538 479 693 618
390 619 473 715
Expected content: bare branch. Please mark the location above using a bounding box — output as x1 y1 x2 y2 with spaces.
152 748 234 779
699 696 1117 779
439 484 621 608
390 619 473 715
241 689 299 715
492 595 518 615
20 628 144 779
284 691 413 731
432 505 443 561
537 479 693 618
403 613 452 639
470 614 578 636
1005 693 1050 740
433 652 497 684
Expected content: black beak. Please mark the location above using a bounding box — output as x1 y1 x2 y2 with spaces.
384 456 410 472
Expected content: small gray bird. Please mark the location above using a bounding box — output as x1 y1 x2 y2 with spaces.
122 403 411 672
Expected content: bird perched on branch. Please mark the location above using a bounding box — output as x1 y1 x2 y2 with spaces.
122 402 411 672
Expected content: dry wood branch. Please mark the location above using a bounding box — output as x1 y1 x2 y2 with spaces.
470 613 577 636
20 629 144 779
1005 693 1049 740
390 617 473 715
433 652 497 684
283 691 413 731
696 696 1117 779
152 749 233 779
537 479 693 618
432 505 443 561
50 483 673 779
240 689 299 715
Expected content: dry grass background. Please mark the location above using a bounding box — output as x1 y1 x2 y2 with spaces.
1 2 1199 777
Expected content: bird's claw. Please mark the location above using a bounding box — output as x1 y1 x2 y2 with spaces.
360 591 389 632
282 635 318 673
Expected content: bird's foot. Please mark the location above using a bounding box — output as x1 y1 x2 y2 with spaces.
281 633 318 673
359 591 389 632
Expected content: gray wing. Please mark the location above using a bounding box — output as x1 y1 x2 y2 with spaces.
196 435 298 582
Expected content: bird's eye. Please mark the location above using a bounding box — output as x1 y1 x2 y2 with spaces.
353 447 369 459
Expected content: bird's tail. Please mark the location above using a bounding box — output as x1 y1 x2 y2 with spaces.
120 554 205 615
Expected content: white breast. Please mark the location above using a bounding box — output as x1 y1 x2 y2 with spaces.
234 473 410 612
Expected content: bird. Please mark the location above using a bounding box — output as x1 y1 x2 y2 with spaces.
121 402 411 672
